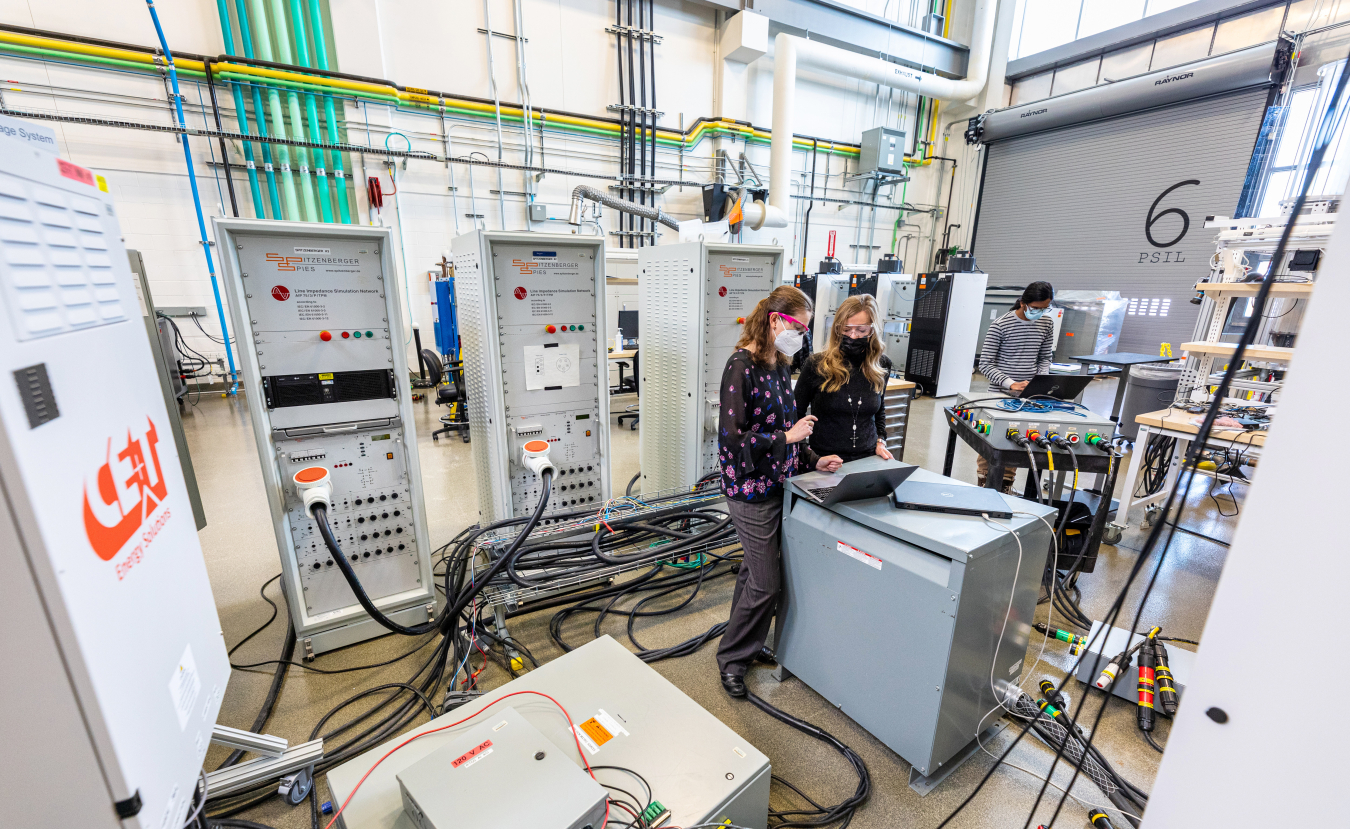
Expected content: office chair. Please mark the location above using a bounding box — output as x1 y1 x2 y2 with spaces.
427 351 470 443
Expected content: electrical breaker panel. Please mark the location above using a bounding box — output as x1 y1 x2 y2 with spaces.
452 231 610 523
810 274 849 353
879 274 915 373
638 241 782 491
214 219 436 656
0 143 229 828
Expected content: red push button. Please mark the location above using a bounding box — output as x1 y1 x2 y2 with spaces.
341 331 350 339
545 325 557 333
320 330 332 341
736 317 746 324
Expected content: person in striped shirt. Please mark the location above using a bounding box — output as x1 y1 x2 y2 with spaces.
976 281 1056 489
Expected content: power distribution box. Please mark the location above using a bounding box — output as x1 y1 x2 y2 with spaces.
954 391 1117 452
397 707 608 829
1075 620 1195 705
859 126 908 175
0 141 229 828
452 232 611 522
637 241 782 491
328 636 772 829
215 219 437 656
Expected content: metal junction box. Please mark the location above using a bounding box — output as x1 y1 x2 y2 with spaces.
214 219 436 656
637 241 781 491
397 707 608 829
452 231 611 522
954 391 1117 452
328 636 772 829
860 126 908 176
777 458 1054 779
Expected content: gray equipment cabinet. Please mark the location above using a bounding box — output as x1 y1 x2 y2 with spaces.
776 458 1053 788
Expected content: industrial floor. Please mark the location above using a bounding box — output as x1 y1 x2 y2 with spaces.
187 375 1236 828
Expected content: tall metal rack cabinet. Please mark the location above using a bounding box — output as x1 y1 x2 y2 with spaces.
214 219 437 657
637 241 783 492
452 231 612 523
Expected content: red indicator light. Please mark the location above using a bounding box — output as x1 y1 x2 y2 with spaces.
341 331 350 339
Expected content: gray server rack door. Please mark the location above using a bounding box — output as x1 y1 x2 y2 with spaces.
973 88 1272 354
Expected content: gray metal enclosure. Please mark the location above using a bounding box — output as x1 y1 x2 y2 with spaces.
777 459 1053 777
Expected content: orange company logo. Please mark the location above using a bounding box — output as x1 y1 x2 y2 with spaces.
513 258 539 274
82 418 173 577
265 252 305 271
718 265 737 278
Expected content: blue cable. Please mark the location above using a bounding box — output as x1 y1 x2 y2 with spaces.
993 398 1087 417
145 0 238 394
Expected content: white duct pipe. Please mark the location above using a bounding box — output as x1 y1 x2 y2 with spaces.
768 0 999 218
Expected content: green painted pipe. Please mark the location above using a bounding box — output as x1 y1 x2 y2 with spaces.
216 0 266 219
245 0 301 220
288 0 333 222
233 0 283 219
266 0 319 222
0 42 204 76
306 0 351 223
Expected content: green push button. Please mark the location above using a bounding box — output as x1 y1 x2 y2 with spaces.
353 331 362 338
578 324 585 330
365 331 374 338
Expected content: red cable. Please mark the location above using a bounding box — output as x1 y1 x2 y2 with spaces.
323 690 606 829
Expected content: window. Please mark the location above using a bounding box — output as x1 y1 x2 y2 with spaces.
1251 62 1350 217
1126 297 1171 317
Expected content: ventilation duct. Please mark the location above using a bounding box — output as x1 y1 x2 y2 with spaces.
968 38 1292 145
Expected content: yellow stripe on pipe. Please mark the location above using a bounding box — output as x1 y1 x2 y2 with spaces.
0 31 204 72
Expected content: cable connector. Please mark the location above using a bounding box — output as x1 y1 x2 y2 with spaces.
293 467 333 517
521 439 556 478
1088 807 1115 828
1094 650 1127 690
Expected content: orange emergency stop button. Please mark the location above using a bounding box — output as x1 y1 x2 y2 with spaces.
320 330 332 341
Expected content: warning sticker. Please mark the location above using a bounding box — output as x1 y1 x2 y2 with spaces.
452 739 494 768
573 709 629 755
579 718 613 748
836 541 882 570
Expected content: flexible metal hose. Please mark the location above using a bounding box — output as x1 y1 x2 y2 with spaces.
568 184 678 229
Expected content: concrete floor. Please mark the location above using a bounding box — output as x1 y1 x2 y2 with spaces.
187 376 1236 828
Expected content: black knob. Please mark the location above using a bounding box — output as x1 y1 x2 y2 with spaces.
381 512 389 519
350 555 358 562
380 494 387 501
398 543 406 550
357 516 365 524
391 492 399 499
534 751 546 760
353 497 363 505
384 529 392 537
312 562 321 570
360 533 368 541
393 509 401 517
396 527 403 534
363 552 371 558
326 560 333 567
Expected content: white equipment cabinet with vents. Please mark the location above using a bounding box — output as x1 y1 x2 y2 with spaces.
637 241 782 491
452 231 611 522
214 219 436 657
1 140 229 828
811 273 850 353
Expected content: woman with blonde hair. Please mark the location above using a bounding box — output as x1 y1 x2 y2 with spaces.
714 285 842 698
793 294 895 464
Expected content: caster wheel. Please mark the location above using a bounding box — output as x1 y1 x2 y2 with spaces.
1102 523 1124 545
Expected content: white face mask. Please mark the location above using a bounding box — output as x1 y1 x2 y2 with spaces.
774 326 805 357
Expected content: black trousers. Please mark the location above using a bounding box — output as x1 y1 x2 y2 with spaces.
717 496 784 677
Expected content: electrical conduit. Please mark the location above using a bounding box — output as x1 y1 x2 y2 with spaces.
768 0 996 219
266 0 320 222
288 0 334 222
215 0 267 219
245 0 302 220
306 0 352 223
143 0 238 393
231 0 284 220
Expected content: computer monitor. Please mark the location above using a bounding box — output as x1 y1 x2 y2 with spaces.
618 310 639 347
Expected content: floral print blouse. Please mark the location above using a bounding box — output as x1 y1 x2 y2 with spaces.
718 348 818 502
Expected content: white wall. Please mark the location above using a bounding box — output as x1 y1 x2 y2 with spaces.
0 0 974 374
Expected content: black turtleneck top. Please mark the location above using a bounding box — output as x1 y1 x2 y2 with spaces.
793 351 891 462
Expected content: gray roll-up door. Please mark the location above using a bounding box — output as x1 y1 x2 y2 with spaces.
972 87 1271 354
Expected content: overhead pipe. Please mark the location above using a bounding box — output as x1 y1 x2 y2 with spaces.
213 1 264 218
568 185 677 230
143 0 238 394
266 0 320 222
245 0 302 220
287 0 334 222
768 0 997 219
306 0 351 223
481 0 510 229
230 0 284 220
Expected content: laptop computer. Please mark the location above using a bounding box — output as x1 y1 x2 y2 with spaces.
795 465 918 507
892 480 1014 519
1016 374 1094 401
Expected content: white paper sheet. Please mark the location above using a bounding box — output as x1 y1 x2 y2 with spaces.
524 343 581 390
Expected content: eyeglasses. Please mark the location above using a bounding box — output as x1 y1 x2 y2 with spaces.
775 312 809 333
840 325 873 336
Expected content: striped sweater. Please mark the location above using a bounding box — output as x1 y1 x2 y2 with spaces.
979 311 1056 390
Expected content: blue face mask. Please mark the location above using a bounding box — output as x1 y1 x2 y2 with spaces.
1024 306 1048 321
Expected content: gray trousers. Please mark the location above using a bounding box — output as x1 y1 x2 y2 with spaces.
716 496 784 677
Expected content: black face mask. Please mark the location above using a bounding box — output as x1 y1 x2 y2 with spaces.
839 336 869 358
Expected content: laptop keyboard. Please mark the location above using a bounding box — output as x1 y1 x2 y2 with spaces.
808 486 836 501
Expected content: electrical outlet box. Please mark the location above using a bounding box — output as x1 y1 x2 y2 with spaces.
528 203 548 223
157 305 209 318
860 127 908 176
